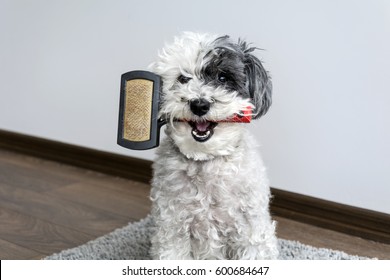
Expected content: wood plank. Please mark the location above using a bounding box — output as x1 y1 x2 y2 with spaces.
0 207 93 257
0 182 132 237
0 238 43 260
48 182 151 220
75 174 151 199
0 160 76 192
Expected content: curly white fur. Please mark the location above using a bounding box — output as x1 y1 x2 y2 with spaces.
149 32 278 259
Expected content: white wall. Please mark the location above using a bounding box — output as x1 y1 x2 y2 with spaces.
1 0 389 213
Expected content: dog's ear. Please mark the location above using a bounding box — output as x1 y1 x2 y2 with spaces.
241 42 272 119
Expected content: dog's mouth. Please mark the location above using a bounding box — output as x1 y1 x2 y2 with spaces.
188 121 218 142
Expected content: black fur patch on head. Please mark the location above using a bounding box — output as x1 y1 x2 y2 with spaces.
200 36 248 96
200 35 272 119
240 40 272 119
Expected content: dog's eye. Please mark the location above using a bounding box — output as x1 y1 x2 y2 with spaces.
218 73 228 83
177 75 191 84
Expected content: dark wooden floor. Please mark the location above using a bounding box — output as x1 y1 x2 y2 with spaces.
0 148 389 260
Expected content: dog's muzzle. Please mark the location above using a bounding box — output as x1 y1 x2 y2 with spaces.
186 98 216 142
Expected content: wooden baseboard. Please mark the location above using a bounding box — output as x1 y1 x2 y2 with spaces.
270 189 390 244
0 129 152 184
1 129 389 244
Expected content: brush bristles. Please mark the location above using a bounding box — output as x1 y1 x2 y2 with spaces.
123 79 153 142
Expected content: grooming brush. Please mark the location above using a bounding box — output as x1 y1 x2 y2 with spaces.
118 71 252 150
117 71 165 150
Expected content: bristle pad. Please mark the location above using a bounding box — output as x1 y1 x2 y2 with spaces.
123 79 153 142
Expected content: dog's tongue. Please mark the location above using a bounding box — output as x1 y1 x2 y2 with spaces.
195 121 210 132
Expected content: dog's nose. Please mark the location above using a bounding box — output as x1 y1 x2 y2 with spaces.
189 98 210 117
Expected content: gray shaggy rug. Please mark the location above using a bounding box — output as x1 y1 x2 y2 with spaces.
45 215 370 260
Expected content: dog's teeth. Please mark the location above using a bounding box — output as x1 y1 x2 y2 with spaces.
192 130 210 139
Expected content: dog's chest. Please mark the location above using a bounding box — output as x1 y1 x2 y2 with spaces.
180 159 245 222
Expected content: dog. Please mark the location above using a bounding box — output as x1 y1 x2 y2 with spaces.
149 32 278 259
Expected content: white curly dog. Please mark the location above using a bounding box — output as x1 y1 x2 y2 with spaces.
149 32 278 260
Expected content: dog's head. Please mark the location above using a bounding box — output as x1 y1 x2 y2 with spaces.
151 32 272 160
